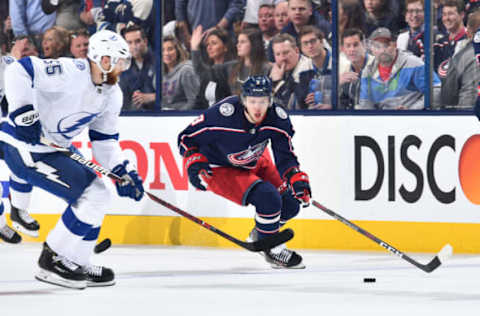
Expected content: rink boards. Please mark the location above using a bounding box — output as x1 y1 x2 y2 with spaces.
2 114 480 253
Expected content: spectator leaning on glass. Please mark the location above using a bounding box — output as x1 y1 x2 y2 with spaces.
119 24 156 111
162 35 200 110
357 27 441 110
339 28 374 110
440 10 480 110
270 32 315 109
298 25 332 110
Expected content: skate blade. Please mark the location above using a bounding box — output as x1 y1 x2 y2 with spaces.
270 262 306 269
35 268 86 290
12 221 39 238
87 280 116 287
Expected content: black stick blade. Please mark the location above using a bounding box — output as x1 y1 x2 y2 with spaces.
243 229 294 252
94 238 112 254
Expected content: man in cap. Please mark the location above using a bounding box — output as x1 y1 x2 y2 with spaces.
356 27 441 110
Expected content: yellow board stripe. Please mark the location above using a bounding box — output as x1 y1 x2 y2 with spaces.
9 214 480 253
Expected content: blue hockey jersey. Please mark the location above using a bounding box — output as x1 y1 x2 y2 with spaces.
178 96 300 178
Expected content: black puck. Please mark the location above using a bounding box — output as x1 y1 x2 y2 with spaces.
94 238 112 254
363 278 376 283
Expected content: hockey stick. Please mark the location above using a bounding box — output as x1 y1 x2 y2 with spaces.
311 200 452 273
40 138 294 252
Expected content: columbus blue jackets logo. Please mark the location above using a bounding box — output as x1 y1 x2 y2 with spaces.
219 103 235 116
227 140 268 169
53 112 99 140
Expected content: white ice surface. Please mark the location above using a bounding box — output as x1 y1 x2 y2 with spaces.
1 243 480 315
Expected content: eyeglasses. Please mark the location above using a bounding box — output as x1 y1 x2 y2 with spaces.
301 38 319 47
406 9 423 15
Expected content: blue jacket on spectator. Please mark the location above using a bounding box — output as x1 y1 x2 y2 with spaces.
297 49 332 109
119 48 156 111
10 0 56 36
175 0 245 31
357 50 441 110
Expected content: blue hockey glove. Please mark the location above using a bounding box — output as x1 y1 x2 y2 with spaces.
111 160 144 201
9 104 41 145
184 148 212 191
284 167 311 207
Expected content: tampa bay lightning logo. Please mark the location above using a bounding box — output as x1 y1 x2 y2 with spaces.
53 112 99 140
227 140 269 169
3 56 15 64
74 60 86 70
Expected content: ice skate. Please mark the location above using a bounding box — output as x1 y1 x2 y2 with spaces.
0 224 22 243
84 264 115 287
35 242 87 290
10 205 40 238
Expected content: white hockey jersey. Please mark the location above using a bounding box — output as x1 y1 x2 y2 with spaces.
1 56 125 169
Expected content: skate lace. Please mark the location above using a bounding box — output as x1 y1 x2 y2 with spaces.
53 255 80 272
0 225 15 239
85 265 102 277
270 249 293 264
17 209 36 224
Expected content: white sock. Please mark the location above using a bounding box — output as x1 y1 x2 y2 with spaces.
69 239 97 266
46 219 83 259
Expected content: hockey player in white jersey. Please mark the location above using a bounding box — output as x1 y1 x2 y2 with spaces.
0 30 145 289
0 38 41 241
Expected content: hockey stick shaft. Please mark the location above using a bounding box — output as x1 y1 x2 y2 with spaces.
41 138 293 252
312 200 451 273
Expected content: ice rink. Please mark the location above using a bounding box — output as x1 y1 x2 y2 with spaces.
1 243 480 315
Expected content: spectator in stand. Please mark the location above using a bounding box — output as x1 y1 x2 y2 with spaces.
9 0 56 45
162 35 200 110
339 0 367 37
270 32 315 109
274 0 290 31
79 0 105 35
69 28 89 58
397 0 426 57
119 24 156 111
41 0 86 30
258 2 278 49
1 16 14 55
298 25 332 109
283 0 330 39
41 26 70 58
102 0 154 36
195 27 236 108
191 26 271 100
440 9 480 109
338 28 374 109
434 0 468 77
243 0 262 28
175 0 245 49
362 0 403 36
357 27 441 110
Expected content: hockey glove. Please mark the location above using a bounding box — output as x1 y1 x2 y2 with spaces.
111 160 144 201
284 167 311 207
184 148 212 191
9 104 41 145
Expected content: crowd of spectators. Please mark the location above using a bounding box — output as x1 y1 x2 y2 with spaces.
1 0 480 111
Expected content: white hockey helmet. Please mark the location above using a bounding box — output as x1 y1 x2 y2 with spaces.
87 30 131 74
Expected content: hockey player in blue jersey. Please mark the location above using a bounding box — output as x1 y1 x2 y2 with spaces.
0 30 145 289
178 75 311 268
